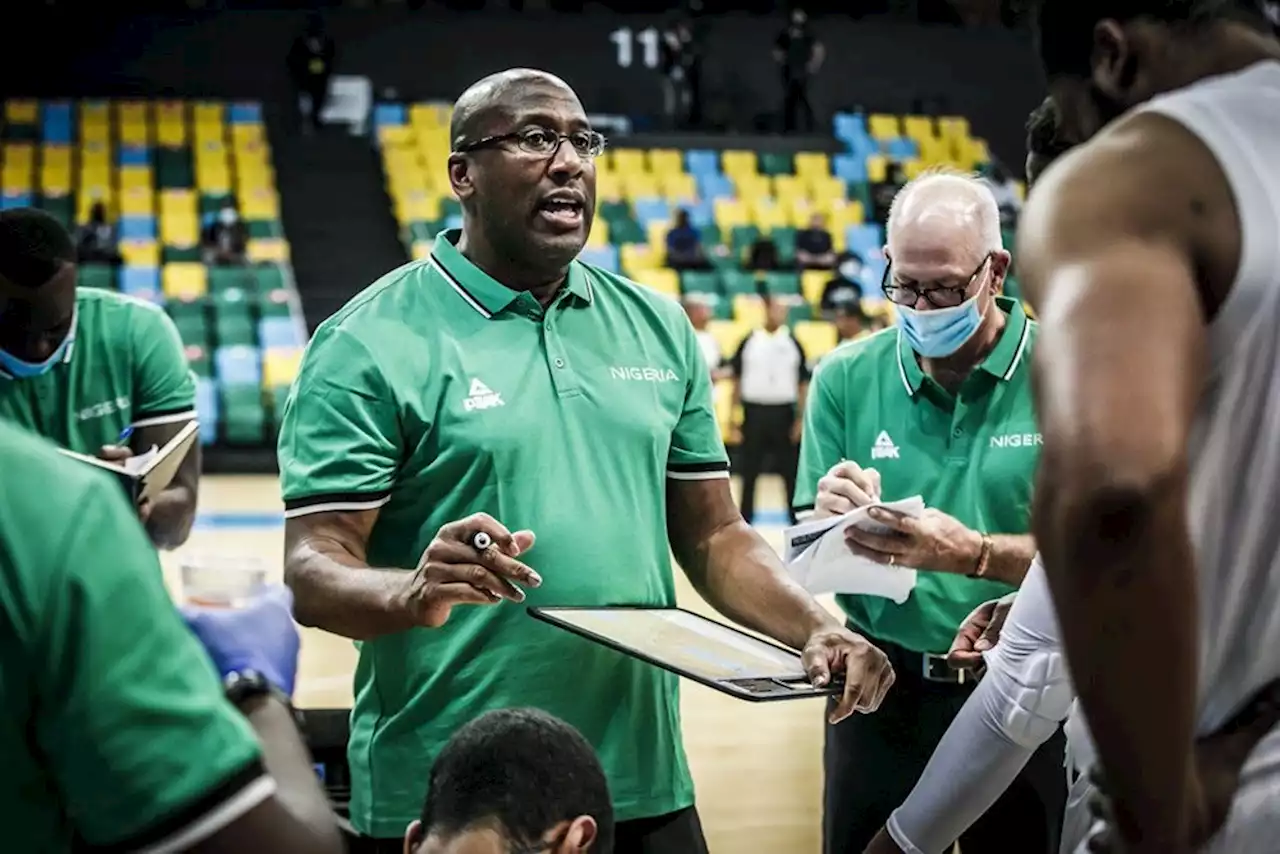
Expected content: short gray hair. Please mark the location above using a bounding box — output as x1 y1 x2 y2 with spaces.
886 166 1003 257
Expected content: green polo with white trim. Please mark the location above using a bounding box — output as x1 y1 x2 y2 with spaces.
794 297 1039 654
277 229 729 837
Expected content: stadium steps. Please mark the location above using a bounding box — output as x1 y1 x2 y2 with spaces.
268 112 404 331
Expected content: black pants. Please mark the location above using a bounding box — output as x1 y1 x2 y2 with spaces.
738 402 798 526
782 77 816 133
350 806 707 854
823 636 1067 854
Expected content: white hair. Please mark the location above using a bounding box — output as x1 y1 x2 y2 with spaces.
885 166 1003 257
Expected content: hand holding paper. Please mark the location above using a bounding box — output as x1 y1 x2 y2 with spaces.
845 506 985 576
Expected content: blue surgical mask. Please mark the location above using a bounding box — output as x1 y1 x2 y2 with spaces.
0 307 77 380
896 293 984 358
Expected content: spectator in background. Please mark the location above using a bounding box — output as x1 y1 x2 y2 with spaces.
203 202 249 267
832 302 875 345
683 295 728 379
872 162 907 227
820 251 865 314
773 8 824 133
795 213 836 270
659 20 702 131
403 708 614 854
665 208 708 270
730 291 809 527
746 233 781 271
288 12 336 134
980 160 1022 229
74 202 122 266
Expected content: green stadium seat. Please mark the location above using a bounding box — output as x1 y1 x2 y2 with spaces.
440 198 462 220
730 225 760 257
269 385 292 429
770 227 798 265
598 201 631 225
38 195 74 227
759 152 793 176
407 221 437 243
162 246 202 263
250 265 286 293
1004 275 1022 302
156 148 194 189
220 384 266 445
721 270 759 297
77 263 115 290
680 270 720 296
209 265 261 293
246 219 283 239
786 301 814 326
761 271 801 296
213 289 256 347
697 223 722 248
706 253 737 272
199 192 235 217
185 344 212 378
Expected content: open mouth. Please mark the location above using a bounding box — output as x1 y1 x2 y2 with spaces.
536 197 585 231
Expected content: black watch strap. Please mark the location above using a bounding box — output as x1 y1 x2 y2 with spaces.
224 669 303 727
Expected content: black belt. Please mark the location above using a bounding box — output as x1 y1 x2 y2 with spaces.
874 634 973 686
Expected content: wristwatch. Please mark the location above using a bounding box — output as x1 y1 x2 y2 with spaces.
968 533 993 579
224 669 301 726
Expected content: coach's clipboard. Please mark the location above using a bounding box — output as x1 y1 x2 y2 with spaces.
528 605 843 702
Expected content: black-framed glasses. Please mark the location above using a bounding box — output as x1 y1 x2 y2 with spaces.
455 126 607 160
881 252 993 308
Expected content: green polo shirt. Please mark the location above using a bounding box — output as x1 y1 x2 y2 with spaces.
277 229 730 837
0 420 267 853
794 297 1039 654
0 288 196 453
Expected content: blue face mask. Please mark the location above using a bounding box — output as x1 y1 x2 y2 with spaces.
896 293 984 358
0 308 77 380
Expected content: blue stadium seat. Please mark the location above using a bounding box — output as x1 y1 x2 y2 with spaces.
1 193 34 210
42 101 73 145
833 112 867 142
685 149 720 177
119 216 157 241
846 224 884 258
632 198 669 225
119 146 150 167
228 102 263 125
120 267 161 301
696 173 735 201
578 245 619 273
443 213 463 230
832 154 868 184
684 200 715 228
258 317 303 350
195 377 219 445
884 137 919 159
215 345 263 386
373 103 407 128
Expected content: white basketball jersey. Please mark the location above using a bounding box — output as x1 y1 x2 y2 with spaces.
1068 59 1280 851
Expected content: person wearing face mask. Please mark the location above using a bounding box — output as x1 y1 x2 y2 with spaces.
794 168 1064 854
202 203 249 266
0 208 200 549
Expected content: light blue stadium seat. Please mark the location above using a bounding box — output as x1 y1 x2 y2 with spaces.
696 173 734 201
444 213 463 230
846 223 884 258
120 266 161 301
119 216 156 241
578 245 619 273
195 377 219 445
1 193 34 210
632 198 669 225
42 101 73 145
373 103 407 128
214 345 262 386
832 154 868 184
833 112 867 141
119 146 150 167
685 149 719 177
884 137 919 159
228 102 263 125
685 200 714 228
258 317 303 349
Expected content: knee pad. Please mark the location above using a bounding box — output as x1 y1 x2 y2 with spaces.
990 648 1074 748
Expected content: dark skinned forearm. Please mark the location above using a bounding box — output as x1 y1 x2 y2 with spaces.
1036 462 1198 852
284 534 418 641
146 484 197 549
979 534 1036 586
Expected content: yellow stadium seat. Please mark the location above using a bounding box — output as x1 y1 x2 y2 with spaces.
865 154 889 185
118 185 153 217
76 189 113 223
120 121 148 148
809 175 847 207
161 214 199 248
397 190 441 222
119 240 159 267
4 100 38 124
714 379 736 444
231 123 266 146
193 101 224 128
240 187 280 221
162 263 207 300
658 172 697 203
410 103 451 130
585 217 610 249
611 149 646 175
721 150 757 179
708 319 751 357
263 348 304 388
647 149 683 176
771 175 805 203
902 115 934 142
794 320 838 363
156 101 188 148
622 172 660 201
713 198 749 230
750 200 788 232
248 238 290 264
619 243 657 277
732 174 771 203
635 268 679 297
793 152 829 180
410 240 432 260
2 144 34 192
801 270 829 306
868 114 901 140
645 219 671 250
903 159 929 181
378 125 415 148
80 100 109 125
938 116 971 140
159 188 196 216
119 165 152 190
733 294 766 327
595 171 623 202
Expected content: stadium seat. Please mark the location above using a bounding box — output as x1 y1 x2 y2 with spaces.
195 377 219 445
635 268 679 297
120 266 161 301
263 347 304 388
578 245 619 273
77 263 116 291
794 320 838 363
258 317 304 349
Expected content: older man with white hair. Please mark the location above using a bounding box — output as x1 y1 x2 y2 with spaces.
794 168 1066 854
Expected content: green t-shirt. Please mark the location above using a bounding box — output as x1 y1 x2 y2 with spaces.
0 420 267 853
794 297 1040 654
0 288 196 453
277 230 730 836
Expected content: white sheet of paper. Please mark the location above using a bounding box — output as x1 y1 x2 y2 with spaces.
123 445 160 475
783 496 926 604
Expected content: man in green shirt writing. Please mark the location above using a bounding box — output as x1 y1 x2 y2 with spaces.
279 68 895 854
794 169 1066 854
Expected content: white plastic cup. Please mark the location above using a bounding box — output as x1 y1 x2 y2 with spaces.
180 554 270 608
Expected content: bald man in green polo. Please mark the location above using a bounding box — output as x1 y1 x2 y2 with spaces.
277 68 895 854
794 169 1066 854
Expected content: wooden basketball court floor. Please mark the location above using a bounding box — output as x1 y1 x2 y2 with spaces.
165 473 837 854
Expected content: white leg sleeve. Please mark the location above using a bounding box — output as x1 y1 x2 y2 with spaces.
887 558 1076 854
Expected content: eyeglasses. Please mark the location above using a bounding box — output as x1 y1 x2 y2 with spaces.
881 252 993 308
455 126 607 160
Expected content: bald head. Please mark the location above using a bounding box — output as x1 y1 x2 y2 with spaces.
450 69 579 151
886 169 1003 260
